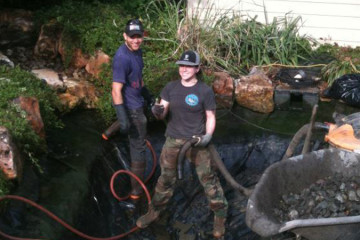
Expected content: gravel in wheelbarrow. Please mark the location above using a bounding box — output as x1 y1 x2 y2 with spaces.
245 148 360 240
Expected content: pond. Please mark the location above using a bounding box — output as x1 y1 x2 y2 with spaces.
1 100 359 240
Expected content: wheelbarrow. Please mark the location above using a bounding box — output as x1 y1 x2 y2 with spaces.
245 148 360 240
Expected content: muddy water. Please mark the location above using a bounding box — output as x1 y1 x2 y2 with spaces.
1 100 358 240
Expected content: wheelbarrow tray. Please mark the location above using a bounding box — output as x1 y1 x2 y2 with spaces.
246 148 360 240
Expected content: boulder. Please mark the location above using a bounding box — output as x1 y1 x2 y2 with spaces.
12 96 45 138
0 52 14 68
0 9 34 32
58 79 99 112
58 43 90 69
235 69 275 113
31 68 65 91
212 71 234 109
85 50 110 78
34 20 62 59
0 126 22 180
0 9 35 48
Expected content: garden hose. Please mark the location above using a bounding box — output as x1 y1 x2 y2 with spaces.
259 63 327 69
102 120 158 200
177 138 253 197
0 170 152 240
0 132 158 239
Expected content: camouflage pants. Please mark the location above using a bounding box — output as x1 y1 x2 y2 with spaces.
151 137 228 218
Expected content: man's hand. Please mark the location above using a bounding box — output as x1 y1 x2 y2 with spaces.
193 133 212 147
151 104 164 119
114 104 130 134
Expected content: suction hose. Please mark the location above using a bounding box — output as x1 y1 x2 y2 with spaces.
282 122 329 161
102 120 121 140
177 138 252 197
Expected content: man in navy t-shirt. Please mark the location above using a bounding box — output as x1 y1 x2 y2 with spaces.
112 19 154 200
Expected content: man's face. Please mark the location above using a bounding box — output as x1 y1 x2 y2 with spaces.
123 33 143 51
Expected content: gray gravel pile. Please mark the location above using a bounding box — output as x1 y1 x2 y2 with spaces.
274 173 360 222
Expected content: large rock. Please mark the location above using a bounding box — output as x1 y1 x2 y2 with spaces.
212 71 234 109
58 44 89 69
0 126 22 180
85 50 110 78
31 68 65 91
33 20 62 59
235 69 275 113
12 96 45 138
0 9 35 48
0 52 14 68
58 79 99 112
0 9 34 32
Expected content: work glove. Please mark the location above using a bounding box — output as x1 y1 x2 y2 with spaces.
141 86 155 108
193 133 212 147
114 104 130 134
151 104 164 119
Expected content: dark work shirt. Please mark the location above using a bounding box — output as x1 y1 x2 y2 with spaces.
112 44 144 109
161 80 216 139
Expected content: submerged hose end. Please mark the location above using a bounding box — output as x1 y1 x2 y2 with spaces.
102 133 109 140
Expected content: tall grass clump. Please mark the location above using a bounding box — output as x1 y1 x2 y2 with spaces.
315 44 360 86
144 0 315 76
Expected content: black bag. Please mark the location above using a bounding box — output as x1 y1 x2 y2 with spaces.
323 74 360 107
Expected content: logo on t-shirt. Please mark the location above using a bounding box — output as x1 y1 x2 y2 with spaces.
185 94 199 106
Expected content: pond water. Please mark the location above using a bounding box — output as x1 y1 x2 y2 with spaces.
1 100 359 240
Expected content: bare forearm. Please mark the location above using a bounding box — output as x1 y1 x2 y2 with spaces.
205 110 216 135
112 82 124 105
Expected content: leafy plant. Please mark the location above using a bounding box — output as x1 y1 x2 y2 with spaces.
0 66 62 169
315 44 360 85
0 172 12 197
35 1 129 56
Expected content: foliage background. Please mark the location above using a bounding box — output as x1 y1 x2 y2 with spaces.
2 0 360 194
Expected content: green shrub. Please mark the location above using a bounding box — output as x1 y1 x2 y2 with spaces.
35 1 129 56
315 44 360 85
0 66 62 168
32 0 320 122
0 172 12 197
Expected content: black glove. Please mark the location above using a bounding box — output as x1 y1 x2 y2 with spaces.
151 104 164 118
114 104 130 134
193 133 212 147
141 86 155 107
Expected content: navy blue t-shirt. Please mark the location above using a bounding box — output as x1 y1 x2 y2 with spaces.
161 80 216 139
112 44 144 109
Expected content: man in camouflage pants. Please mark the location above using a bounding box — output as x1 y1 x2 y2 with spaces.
136 50 228 239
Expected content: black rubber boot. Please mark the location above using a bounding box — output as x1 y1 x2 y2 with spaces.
129 161 145 200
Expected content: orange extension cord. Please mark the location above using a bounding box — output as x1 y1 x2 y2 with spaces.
0 140 157 240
